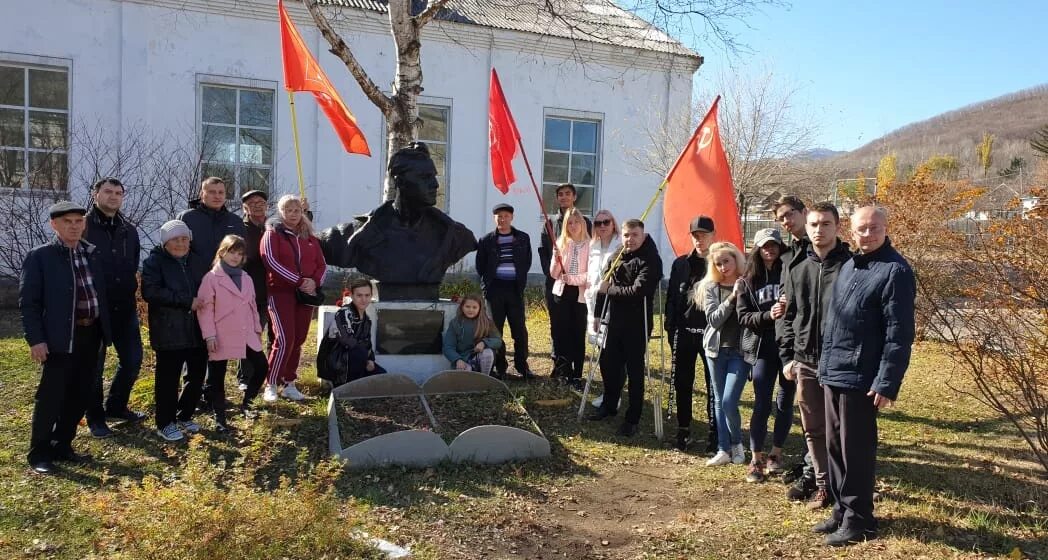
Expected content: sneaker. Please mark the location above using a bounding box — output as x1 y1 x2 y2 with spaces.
675 429 690 451
806 487 832 510
157 423 184 442
730 443 746 464
237 382 248 392
106 408 147 422
281 382 306 401
262 385 279 403
766 453 784 475
591 394 604 408
177 419 200 434
705 450 731 467
88 421 114 439
786 474 817 501
745 460 766 483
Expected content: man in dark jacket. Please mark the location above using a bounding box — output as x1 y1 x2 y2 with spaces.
83 178 144 439
664 215 716 451
588 219 662 437
538 183 591 373
177 177 246 262
238 189 272 389
178 177 246 408
814 206 915 546
779 202 851 510
773 195 810 274
20 202 113 475
476 203 533 378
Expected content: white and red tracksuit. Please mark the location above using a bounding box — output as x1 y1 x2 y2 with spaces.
260 219 326 387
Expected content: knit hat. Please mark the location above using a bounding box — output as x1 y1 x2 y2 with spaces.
160 220 192 245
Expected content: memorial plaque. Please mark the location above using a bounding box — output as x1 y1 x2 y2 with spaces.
376 308 445 355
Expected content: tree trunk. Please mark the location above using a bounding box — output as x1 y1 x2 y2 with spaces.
383 0 424 200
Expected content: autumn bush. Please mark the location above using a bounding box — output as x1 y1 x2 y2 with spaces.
82 437 384 560
882 163 1047 474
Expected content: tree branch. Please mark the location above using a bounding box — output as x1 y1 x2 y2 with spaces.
415 0 453 28
303 0 393 115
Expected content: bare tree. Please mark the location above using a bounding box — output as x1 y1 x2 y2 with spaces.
299 0 782 200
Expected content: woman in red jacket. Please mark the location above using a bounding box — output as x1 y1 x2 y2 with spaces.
261 195 326 402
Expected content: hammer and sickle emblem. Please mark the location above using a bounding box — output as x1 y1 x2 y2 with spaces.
696 126 713 152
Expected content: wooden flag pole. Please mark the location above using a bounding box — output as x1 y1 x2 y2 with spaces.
287 91 307 199
515 136 565 273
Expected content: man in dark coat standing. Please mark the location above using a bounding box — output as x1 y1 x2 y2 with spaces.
815 206 915 546
83 178 144 439
21 202 112 475
476 203 533 379
588 219 662 437
238 189 272 389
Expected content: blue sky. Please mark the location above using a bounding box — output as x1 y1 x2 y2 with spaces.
691 0 1048 151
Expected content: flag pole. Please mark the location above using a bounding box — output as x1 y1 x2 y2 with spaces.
515 136 565 273
287 91 307 199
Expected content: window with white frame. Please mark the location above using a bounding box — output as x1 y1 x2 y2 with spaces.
0 63 69 190
541 115 601 216
199 84 274 200
381 103 451 211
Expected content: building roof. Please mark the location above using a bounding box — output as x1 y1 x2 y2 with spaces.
317 0 701 59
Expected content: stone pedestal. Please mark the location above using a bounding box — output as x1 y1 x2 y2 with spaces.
318 299 458 383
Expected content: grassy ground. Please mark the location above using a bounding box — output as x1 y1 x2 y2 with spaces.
0 305 1044 559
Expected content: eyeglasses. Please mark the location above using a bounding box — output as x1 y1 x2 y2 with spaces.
594 219 612 227
776 208 798 222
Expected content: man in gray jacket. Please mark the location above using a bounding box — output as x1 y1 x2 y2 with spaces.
814 206 915 546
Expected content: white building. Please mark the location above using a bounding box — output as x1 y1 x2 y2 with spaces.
0 0 701 273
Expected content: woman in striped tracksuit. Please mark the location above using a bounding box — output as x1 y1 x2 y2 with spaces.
260 195 326 402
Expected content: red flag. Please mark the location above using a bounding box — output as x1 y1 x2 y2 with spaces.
488 69 520 194
663 96 743 256
279 0 370 156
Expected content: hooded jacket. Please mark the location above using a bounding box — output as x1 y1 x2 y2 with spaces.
596 234 662 333
20 238 113 353
84 206 140 311
738 261 783 365
261 217 326 294
177 199 246 262
141 246 208 351
778 239 852 367
819 238 915 399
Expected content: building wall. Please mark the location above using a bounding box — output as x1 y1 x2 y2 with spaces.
0 0 698 274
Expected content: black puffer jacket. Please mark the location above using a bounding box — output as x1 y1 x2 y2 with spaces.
141 246 209 351
738 262 782 365
778 240 851 367
597 234 663 333
176 199 246 262
664 250 707 334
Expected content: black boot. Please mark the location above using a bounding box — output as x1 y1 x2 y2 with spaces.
675 428 690 451
704 422 718 453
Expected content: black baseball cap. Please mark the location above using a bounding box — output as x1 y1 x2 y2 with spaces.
49 201 87 219
689 215 715 233
492 203 514 214
240 190 268 203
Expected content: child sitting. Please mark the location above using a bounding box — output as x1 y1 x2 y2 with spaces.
442 294 503 375
318 278 386 387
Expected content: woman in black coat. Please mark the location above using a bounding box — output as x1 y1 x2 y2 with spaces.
141 220 209 442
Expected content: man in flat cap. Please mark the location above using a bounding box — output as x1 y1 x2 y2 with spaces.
20 201 112 475
476 202 534 379
238 189 273 390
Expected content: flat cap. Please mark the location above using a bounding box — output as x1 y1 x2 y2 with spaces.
49 201 87 219
492 203 514 214
689 215 715 233
240 190 268 202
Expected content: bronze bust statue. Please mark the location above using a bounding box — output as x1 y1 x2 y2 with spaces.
318 142 477 300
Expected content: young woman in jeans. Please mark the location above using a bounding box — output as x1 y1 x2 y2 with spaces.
738 229 795 482
696 242 750 467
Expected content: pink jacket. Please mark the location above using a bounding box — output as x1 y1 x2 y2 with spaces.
196 265 263 361
551 239 589 303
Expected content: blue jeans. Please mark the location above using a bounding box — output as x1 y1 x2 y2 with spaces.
87 308 144 422
749 350 796 453
707 347 749 453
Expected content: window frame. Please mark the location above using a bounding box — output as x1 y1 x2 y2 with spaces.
540 108 603 218
0 54 73 192
195 75 278 202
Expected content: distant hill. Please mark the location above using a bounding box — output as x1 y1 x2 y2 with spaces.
797 148 847 161
830 84 1048 177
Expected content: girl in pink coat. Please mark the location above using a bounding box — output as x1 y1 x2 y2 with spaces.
197 235 268 431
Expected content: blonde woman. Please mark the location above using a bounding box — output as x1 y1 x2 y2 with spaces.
550 208 590 386
260 195 326 403
695 241 750 467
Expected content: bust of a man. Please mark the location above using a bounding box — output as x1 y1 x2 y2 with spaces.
319 142 477 300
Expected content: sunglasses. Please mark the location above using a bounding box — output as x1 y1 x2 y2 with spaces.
594 219 612 226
